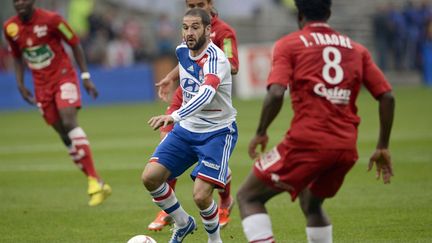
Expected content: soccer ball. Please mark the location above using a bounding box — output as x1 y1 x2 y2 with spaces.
127 235 157 243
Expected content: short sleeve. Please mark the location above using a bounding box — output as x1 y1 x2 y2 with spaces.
266 39 292 89
52 14 79 46
362 48 392 98
219 29 239 71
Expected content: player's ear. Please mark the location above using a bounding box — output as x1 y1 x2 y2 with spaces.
205 24 211 36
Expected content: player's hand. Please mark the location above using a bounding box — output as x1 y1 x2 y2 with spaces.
148 115 174 130
18 86 36 105
83 79 99 99
156 76 174 103
368 148 394 184
248 134 269 159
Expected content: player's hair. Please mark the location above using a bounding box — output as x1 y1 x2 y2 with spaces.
184 0 218 17
184 8 211 27
294 0 332 21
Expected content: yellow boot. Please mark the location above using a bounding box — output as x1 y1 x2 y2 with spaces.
87 177 112 206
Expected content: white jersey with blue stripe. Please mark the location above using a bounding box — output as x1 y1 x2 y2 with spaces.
171 42 237 133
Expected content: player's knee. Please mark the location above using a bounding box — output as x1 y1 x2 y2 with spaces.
193 190 212 209
141 169 163 191
299 193 323 215
62 119 77 131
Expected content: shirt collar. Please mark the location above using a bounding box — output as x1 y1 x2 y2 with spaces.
303 22 331 30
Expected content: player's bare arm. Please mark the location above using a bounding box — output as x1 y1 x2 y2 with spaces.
156 65 180 102
71 44 98 99
368 91 395 184
148 115 174 130
249 84 285 159
13 56 35 105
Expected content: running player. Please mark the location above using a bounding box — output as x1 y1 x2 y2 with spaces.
142 8 237 243
149 0 239 231
236 0 395 242
3 0 111 206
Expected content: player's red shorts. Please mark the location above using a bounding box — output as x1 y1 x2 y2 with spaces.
253 142 358 201
34 75 81 125
160 86 182 133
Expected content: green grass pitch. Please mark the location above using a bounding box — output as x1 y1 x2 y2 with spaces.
0 86 431 242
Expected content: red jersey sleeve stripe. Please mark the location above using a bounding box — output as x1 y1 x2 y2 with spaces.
203 74 221 89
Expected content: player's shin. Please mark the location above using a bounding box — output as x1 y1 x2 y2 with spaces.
242 214 275 243
200 200 222 243
150 182 190 226
67 127 99 179
306 225 332 243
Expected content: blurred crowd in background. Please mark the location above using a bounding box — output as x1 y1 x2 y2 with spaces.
1 0 432 85
0 0 296 72
372 0 432 72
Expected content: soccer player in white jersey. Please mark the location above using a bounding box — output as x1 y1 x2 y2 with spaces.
141 8 237 243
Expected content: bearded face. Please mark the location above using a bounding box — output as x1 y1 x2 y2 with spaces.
182 15 210 52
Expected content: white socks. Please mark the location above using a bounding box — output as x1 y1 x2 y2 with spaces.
150 183 189 226
242 214 275 242
306 225 333 243
242 213 332 243
200 200 221 243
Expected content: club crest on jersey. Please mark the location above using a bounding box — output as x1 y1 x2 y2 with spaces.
6 22 19 39
181 78 200 93
33 25 48 38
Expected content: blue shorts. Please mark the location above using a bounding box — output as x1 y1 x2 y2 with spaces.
150 122 238 188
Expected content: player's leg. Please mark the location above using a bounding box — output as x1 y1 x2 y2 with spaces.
192 122 238 242
54 79 110 206
237 171 281 243
217 166 234 229
144 129 197 241
148 92 181 231
58 106 111 206
301 149 357 243
299 189 332 243
142 162 191 228
58 106 99 179
194 178 220 243
148 177 177 231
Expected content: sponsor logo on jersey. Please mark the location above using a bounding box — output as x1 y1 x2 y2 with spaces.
202 160 220 170
23 44 55 69
6 23 19 38
181 78 200 93
34 25 48 38
187 65 194 72
313 83 351 104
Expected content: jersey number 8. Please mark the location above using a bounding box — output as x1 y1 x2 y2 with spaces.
322 46 344 85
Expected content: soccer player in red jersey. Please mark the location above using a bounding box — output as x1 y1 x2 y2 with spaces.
149 0 239 231
3 0 111 206
236 0 395 242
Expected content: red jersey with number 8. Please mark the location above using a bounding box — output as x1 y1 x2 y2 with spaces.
267 22 392 149
3 8 79 86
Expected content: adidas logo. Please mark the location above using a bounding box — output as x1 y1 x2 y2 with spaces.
187 65 194 72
